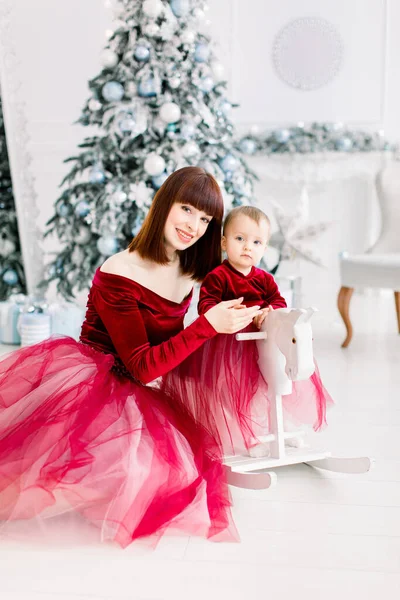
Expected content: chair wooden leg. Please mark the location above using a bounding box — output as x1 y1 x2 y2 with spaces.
395 291 400 334
337 286 354 348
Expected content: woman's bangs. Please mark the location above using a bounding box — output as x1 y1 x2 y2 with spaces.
176 175 224 222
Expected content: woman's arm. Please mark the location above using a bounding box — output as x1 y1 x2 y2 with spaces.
92 286 217 385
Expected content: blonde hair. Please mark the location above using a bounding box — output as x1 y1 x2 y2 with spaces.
223 205 271 235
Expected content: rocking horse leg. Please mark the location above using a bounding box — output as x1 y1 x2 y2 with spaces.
337 286 354 348
224 466 277 490
304 456 372 474
394 291 400 334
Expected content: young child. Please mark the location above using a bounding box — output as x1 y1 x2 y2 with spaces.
162 206 333 456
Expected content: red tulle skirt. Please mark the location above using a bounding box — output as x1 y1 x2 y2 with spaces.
0 337 237 548
162 328 334 456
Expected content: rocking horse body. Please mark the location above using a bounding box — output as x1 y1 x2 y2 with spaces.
223 307 372 489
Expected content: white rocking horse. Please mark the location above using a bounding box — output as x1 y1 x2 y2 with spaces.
223 308 372 489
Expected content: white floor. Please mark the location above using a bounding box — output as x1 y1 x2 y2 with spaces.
1 290 400 600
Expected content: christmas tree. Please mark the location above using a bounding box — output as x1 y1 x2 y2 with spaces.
0 94 26 299
44 0 255 299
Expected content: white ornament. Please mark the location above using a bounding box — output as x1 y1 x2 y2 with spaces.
211 61 225 82
159 102 181 123
143 0 163 19
0 238 16 256
143 22 160 36
169 75 181 89
181 30 195 44
192 7 205 20
182 141 200 158
88 99 102 112
111 189 128 204
101 49 119 68
144 153 166 176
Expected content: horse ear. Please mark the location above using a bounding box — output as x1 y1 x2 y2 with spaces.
296 307 318 324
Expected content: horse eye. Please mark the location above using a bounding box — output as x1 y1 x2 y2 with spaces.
292 338 296 344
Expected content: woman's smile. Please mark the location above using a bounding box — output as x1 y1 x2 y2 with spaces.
176 228 194 243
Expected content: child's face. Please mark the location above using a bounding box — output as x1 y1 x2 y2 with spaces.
222 215 269 273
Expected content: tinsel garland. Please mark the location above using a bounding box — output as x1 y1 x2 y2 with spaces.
237 122 397 156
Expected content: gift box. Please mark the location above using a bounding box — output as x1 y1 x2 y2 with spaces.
48 302 85 340
18 312 52 347
0 294 26 345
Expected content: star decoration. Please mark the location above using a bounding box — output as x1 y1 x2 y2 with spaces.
269 186 332 267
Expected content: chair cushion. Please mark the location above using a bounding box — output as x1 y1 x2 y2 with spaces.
340 253 400 289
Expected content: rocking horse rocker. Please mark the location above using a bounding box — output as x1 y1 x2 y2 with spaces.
223 307 372 490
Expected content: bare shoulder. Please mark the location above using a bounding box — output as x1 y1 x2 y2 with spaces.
100 250 145 280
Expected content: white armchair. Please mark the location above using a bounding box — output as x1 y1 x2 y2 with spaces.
337 162 400 347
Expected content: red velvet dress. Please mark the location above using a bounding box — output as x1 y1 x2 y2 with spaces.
0 269 237 548
163 261 333 455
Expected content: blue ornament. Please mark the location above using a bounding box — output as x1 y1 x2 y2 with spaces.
151 172 168 189
198 76 214 93
134 45 150 62
167 123 176 132
2 268 18 286
56 202 71 217
170 0 190 18
102 81 124 103
336 137 353 151
194 43 210 63
75 200 91 217
220 154 238 173
275 129 291 143
138 77 157 97
97 236 118 256
239 138 256 155
89 166 105 184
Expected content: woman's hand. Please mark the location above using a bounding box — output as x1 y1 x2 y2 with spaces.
204 298 262 334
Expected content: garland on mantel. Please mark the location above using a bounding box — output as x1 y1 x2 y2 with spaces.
237 122 397 156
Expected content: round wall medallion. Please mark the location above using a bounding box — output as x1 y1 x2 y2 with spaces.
272 17 344 91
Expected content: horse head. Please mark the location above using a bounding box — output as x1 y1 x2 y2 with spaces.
269 307 317 381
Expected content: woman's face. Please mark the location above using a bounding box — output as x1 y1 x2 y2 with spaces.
164 202 213 252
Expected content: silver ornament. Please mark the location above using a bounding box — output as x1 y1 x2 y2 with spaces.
97 236 118 256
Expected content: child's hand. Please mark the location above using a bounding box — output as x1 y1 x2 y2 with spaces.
253 306 274 329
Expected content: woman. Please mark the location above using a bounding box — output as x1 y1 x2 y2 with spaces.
0 167 261 548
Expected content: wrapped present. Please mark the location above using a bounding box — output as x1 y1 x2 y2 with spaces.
0 294 26 345
48 302 85 340
18 312 52 347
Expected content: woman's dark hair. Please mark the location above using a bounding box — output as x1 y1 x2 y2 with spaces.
129 166 224 280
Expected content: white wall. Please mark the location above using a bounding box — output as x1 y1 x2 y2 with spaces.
1 0 399 313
